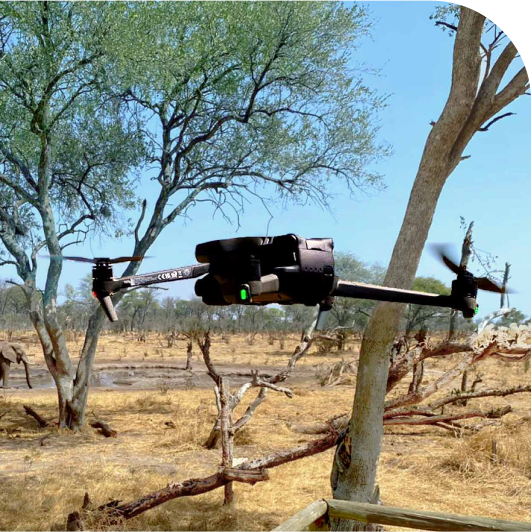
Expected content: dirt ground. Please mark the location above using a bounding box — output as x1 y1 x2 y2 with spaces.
1 331 531 531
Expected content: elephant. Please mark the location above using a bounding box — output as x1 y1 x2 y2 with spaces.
0 341 33 389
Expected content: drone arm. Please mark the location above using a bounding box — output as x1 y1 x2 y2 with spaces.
118 263 210 289
332 280 456 309
95 264 210 322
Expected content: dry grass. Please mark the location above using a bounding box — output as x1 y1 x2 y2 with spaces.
1 331 531 530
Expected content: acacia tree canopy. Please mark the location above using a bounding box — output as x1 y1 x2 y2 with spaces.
107 1 389 229
1 1 390 430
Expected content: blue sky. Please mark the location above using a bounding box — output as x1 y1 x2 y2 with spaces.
8 2 531 319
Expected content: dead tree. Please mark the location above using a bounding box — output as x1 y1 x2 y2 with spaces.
198 331 295 447
202 315 319 449
500 262 511 308
23 405 50 428
66 419 344 528
293 309 531 436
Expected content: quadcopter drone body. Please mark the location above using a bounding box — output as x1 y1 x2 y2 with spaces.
83 234 505 325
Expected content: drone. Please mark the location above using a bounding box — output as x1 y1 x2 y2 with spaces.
61 234 509 327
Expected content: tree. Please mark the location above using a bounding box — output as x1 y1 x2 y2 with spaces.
0 281 31 335
0 2 387 429
330 7 529 529
71 2 389 430
59 274 99 332
497 309 526 327
0 2 144 427
115 289 160 334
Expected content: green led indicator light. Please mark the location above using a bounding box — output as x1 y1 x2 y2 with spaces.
240 288 249 301
474 305 479 315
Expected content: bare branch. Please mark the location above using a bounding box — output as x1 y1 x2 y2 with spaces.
251 370 293 398
434 21 457 32
478 307 514 332
478 112 516 132
197 331 219 385
429 384 531 410
57 214 94 242
134 199 147 245
491 67 529 114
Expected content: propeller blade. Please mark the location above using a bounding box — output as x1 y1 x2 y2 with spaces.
477 277 515 294
107 256 147 264
63 255 99 264
429 244 461 275
42 255 151 264
39 254 96 263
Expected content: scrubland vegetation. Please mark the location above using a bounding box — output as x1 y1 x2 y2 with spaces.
1 331 530 530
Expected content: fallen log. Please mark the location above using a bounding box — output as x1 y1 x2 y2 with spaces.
23 405 50 428
68 426 343 525
90 419 117 438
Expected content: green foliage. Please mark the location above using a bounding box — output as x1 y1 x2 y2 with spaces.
430 4 460 33
106 2 389 219
0 2 146 252
115 289 161 332
411 276 450 296
57 273 99 330
0 281 31 329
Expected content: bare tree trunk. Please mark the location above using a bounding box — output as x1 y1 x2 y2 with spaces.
68 309 108 430
219 377 234 506
331 7 496 532
500 262 511 308
407 361 424 395
185 340 193 371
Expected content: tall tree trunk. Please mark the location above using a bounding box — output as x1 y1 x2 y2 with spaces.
68 308 107 430
330 9 489 530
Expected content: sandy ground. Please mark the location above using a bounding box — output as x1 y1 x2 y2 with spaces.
1 331 531 531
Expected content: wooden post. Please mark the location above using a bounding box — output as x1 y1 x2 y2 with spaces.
219 377 234 506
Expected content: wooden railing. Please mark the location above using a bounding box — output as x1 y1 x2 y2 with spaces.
273 499 531 531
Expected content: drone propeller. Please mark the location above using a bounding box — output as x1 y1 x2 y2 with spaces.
42 255 149 265
429 244 513 294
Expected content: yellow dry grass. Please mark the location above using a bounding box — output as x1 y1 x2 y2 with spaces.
0 331 531 531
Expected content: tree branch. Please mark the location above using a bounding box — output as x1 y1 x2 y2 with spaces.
134 199 147 245
429 384 531 410
478 112 516 131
